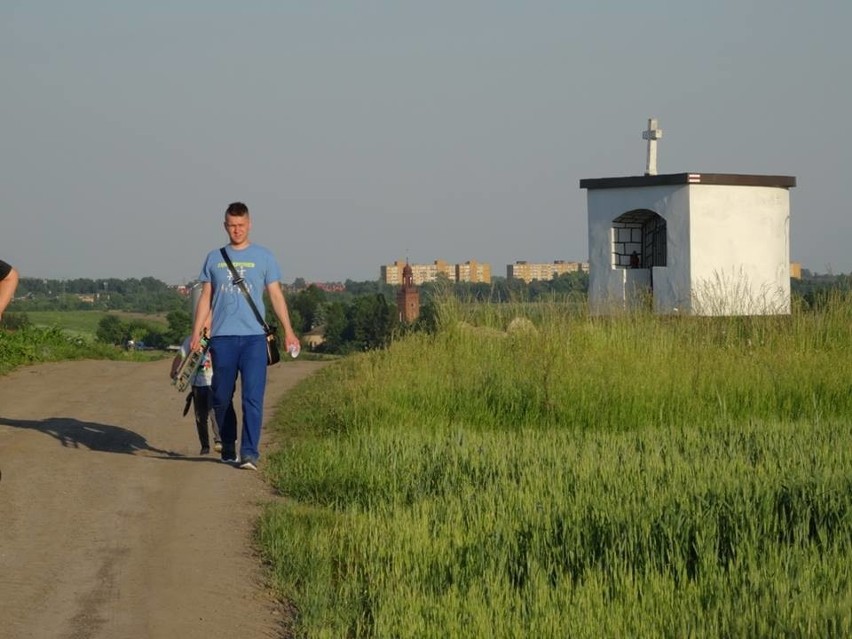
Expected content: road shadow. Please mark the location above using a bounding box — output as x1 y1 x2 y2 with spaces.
0 415 186 458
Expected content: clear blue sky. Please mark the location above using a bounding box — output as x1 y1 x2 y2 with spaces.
2 1 850 284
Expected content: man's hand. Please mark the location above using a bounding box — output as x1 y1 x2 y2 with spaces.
283 330 300 354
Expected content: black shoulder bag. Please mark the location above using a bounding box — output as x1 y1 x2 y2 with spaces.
219 247 280 366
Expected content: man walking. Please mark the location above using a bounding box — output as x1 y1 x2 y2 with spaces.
190 202 299 470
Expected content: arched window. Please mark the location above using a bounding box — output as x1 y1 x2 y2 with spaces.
611 209 667 268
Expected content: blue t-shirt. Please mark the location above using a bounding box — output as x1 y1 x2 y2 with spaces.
198 244 282 337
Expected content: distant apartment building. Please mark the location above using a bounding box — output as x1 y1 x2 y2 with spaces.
507 260 589 283
456 260 491 284
381 259 491 285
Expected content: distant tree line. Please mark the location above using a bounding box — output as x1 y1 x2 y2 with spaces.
286 271 589 355
12 271 837 354
14 277 188 314
8 270 590 352
791 273 852 309
94 310 191 350
10 277 190 349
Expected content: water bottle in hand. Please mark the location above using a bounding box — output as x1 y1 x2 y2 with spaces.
288 343 301 359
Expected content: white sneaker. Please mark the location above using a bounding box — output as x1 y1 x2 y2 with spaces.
239 459 257 471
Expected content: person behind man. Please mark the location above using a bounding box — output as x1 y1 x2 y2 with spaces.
0 259 20 323
170 311 222 456
190 202 298 470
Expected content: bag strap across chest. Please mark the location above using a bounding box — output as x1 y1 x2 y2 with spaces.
219 247 272 334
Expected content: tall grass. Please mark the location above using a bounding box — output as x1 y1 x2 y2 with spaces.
260 293 852 638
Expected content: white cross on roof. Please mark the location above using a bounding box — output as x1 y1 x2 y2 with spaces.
642 118 663 175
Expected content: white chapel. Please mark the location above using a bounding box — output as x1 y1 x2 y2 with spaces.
580 119 796 316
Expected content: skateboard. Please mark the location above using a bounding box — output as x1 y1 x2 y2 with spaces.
172 330 209 393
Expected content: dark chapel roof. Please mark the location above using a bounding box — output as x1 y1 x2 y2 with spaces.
580 173 796 190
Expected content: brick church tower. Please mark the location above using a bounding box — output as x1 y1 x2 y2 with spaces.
396 261 420 323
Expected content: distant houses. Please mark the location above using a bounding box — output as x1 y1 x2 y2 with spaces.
381 259 588 286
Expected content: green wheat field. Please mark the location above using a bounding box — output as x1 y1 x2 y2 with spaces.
261 294 852 638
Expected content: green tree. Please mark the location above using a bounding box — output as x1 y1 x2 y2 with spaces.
344 279 394 297
96 315 127 345
166 309 192 344
548 271 589 295
322 301 349 353
414 300 439 334
348 294 396 351
290 284 326 333
126 320 150 343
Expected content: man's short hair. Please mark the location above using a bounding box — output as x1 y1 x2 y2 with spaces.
225 202 249 217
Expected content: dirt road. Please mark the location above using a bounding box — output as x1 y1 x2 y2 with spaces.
0 358 327 639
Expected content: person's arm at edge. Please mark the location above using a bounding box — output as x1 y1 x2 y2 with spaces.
266 281 299 351
189 283 212 352
0 266 20 322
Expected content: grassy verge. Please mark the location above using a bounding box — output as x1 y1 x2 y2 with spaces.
0 325 165 375
260 295 852 638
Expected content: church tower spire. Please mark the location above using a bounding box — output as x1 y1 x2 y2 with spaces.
396 259 420 323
